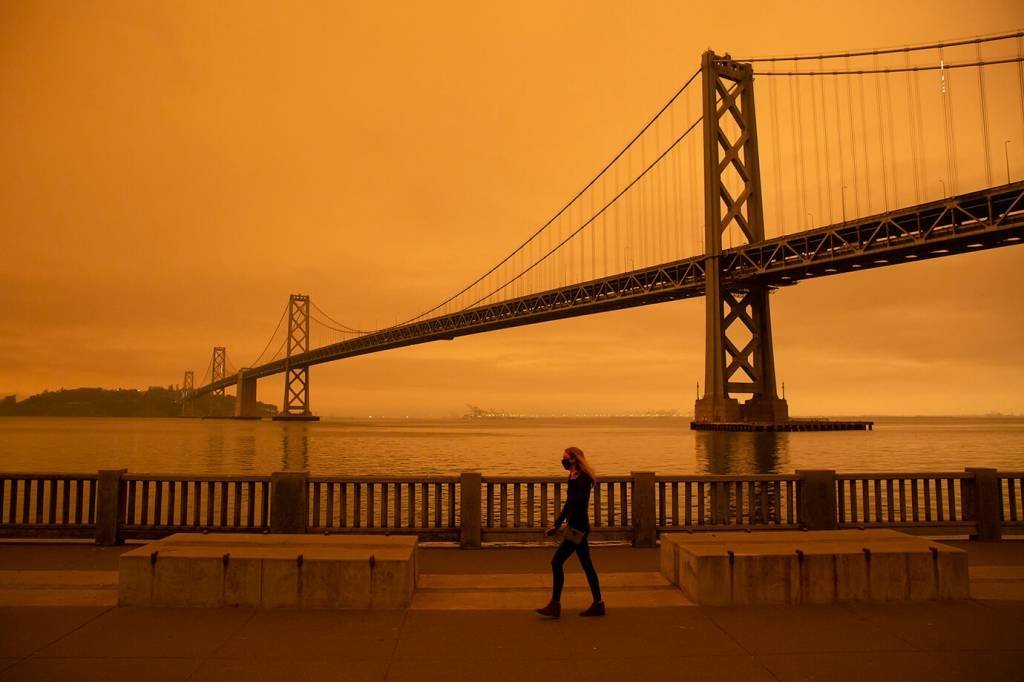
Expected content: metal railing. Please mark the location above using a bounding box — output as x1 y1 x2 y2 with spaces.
1000 472 1024 527
480 476 632 539
307 476 459 541
836 472 974 532
0 467 1016 545
0 472 97 538
656 475 800 529
122 474 271 539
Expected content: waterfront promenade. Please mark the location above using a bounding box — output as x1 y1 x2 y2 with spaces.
0 540 1021 681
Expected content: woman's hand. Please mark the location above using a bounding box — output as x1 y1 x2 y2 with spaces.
545 525 558 537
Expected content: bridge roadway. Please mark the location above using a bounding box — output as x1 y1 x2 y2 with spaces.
196 182 1024 396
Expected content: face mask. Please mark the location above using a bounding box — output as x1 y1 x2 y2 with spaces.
561 459 572 470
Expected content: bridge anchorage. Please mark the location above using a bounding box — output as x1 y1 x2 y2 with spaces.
181 32 1024 429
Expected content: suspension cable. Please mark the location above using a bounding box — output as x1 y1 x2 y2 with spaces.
309 300 371 334
753 56 1024 76
728 30 1023 63
391 67 702 326
245 304 289 368
458 114 704 311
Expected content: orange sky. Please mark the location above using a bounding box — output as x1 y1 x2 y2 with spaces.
2 0 1023 417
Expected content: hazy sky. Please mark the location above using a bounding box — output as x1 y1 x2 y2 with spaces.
2 0 1023 417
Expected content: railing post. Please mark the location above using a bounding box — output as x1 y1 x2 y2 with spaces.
965 467 1002 541
796 470 838 530
95 469 127 546
631 471 656 547
270 470 309 534
459 472 482 549
712 481 730 525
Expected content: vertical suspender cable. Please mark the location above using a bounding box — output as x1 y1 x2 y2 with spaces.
831 71 847 221
911 64 927 199
873 55 890 211
791 61 810 227
810 66 826 224
940 45 960 195
845 56 862 217
904 53 923 204
655 115 664 262
1018 36 1024 180
857 70 874 213
976 43 993 187
883 65 899 207
818 57 834 223
769 74 786 235
692 93 700 254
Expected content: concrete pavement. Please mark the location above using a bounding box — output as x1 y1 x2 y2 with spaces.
0 540 1021 680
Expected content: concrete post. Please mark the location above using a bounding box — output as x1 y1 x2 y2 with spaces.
95 468 127 546
966 467 1002 541
712 481 730 525
459 472 482 549
270 470 308 533
631 471 657 547
796 470 838 530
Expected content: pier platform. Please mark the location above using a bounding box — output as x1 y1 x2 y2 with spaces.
690 419 874 431
0 540 1021 680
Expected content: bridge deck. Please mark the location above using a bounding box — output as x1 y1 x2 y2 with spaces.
196 182 1024 395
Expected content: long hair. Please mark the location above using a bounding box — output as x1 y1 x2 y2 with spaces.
564 446 596 483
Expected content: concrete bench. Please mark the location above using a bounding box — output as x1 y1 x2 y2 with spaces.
660 529 968 605
119 533 417 609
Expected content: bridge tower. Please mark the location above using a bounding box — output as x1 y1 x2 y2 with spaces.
274 293 319 421
694 51 788 424
181 370 195 417
211 346 226 396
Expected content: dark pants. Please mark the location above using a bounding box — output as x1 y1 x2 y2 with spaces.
550 534 602 603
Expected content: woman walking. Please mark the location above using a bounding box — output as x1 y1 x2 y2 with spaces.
535 446 604 618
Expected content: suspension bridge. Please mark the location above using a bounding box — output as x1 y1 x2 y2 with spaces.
180 30 1024 426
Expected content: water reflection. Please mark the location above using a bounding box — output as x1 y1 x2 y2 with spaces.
281 424 310 471
234 430 256 472
693 431 791 474
203 422 225 471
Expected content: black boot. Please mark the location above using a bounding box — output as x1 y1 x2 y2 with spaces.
535 601 561 618
579 601 605 617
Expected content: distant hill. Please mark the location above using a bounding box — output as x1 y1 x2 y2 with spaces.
0 387 277 418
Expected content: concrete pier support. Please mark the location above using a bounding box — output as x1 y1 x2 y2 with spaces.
234 369 261 419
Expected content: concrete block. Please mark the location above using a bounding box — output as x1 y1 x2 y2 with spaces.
261 558 300 609
659 529 969 606
117 554 154 606
866 551 909 602
118 533 417 610
795 552 836 604
223 557 262 608
153 556 223 608
370 551 415 609
935 546 971 599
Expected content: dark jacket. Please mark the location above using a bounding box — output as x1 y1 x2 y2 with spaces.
555 471 593 532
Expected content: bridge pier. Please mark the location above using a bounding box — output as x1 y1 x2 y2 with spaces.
694 51 788 425
233 368 261 419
